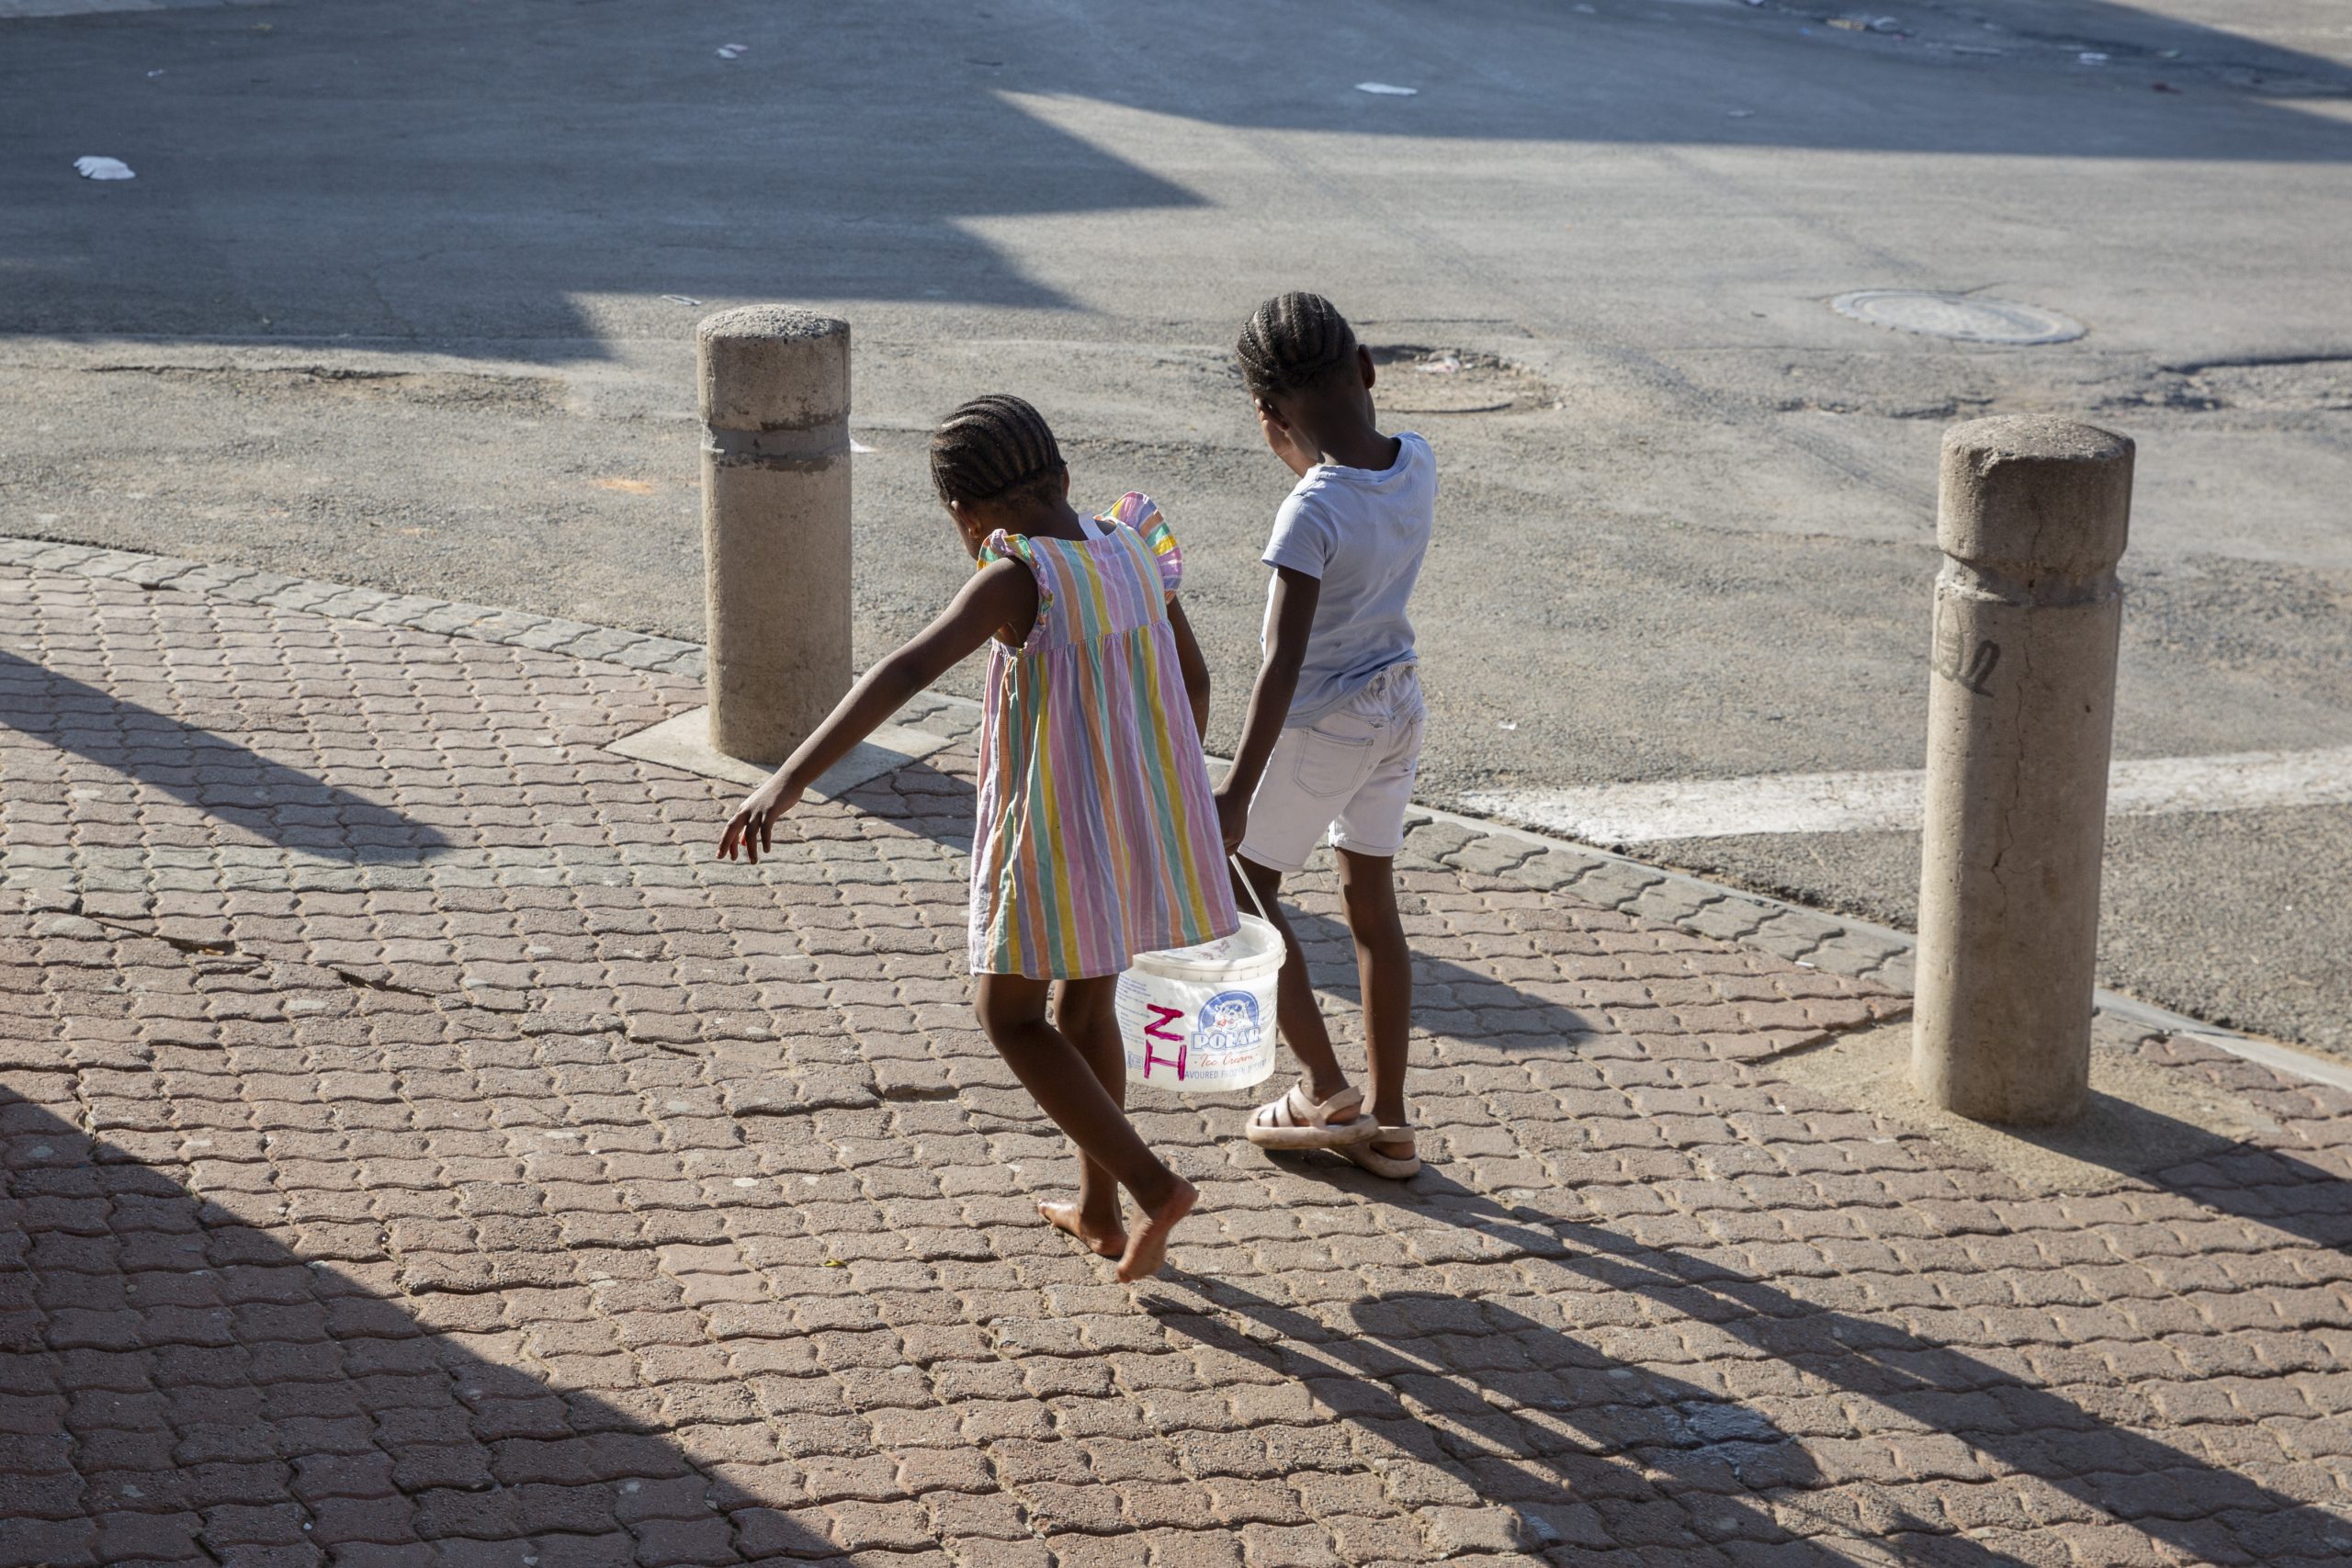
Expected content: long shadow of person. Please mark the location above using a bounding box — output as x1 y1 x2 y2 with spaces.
0 650 447 867
1265 867 2352 1263
1151 1275 2031 1565
1340 1174 2352 1565
0 1080 835 1568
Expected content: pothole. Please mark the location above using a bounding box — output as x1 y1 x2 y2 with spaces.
1370 345 1556 414
1830 291 2086 346
2101 357 2352 415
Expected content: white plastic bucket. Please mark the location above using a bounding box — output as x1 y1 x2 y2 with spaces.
1114 862 1285 1093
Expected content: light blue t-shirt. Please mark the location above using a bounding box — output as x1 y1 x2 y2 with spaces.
1261 432 1434 725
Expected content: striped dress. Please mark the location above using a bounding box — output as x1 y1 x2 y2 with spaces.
969 493 1239 979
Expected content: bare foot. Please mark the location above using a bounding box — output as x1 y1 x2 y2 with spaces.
1115 1177 1196 1282
1038 1200 1125 1258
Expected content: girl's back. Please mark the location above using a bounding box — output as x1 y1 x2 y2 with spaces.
972 491 1235 979
719 395 1215 1282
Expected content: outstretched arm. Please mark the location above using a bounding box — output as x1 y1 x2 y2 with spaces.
1214 566 1319 853
720 558 1036 863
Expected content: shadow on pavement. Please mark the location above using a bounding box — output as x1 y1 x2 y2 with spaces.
2086 1097 2352 1258
1336 1174 2352 1564
841 761 1605 1059
1732 1012 2352 1258
0 649 449 865
3 0 2346 354
1280 901 1601 1060
1156 1276 2028 1565
0 1082 831 1568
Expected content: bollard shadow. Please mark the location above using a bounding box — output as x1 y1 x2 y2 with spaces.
1346 1175 2352 1563
1744 1013 2352 1258
2133 1134 2352 1258
2011 1089 2352 1258
832 753 978 860
0 649 449 865
1153 1276 2025 1564
0 1082 833 1567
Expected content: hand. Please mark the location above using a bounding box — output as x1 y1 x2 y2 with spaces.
1256 403 1316 478
719 774 797 863
1215 784 1250 856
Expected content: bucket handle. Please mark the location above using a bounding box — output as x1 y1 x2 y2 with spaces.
1229 853 1276 926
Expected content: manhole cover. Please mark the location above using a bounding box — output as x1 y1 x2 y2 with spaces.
1831 290 2086 345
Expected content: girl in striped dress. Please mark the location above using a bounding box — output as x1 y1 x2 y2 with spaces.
720 395 1236 1281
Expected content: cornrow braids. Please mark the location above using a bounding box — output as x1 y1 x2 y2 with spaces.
929 393 1067 506
1235 291 1359 400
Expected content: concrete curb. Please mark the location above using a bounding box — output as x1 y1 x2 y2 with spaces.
8 528 2343 1093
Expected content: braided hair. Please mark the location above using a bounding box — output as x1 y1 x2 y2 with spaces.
929 393 1066 507
1235 291 1359 400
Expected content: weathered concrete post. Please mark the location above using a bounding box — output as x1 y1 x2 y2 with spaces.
698 307 852 763
1914 415 2133 1124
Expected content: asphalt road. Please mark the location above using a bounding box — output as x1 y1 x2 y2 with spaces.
3 0 2347 1049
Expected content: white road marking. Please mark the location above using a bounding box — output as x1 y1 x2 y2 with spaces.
1460 746 2352 845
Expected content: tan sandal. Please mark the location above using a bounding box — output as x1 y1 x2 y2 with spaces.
1340 1123 1421 1179
1246 1083 1380 1150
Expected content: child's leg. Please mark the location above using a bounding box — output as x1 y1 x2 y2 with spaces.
975 973 1194 1280
1232 856 1352 1105
1038 977 1128 1258
1336 848 1414 1153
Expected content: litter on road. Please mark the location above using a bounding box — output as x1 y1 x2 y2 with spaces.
73 157 134 181
850 438 876 454
1354 82 1418 96
717 43 748 60
661 294 702 306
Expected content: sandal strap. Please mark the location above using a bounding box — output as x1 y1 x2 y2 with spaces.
1305 1085 1365 1126
1250 1084 1365 1132
1253 1088 1304 1131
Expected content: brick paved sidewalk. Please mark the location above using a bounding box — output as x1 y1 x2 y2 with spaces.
3 561 2350 1568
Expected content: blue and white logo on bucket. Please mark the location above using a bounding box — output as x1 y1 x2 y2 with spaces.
1193 989 1263 1070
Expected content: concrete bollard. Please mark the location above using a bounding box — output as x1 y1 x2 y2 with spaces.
1914 415 2134 1125
697 306 852 763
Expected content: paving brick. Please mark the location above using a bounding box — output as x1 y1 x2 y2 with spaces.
4 558 2347 1568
